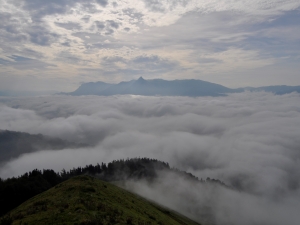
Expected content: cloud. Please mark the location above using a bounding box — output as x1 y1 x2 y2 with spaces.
55 22 82 31
81 15 91 23
94 21 105 30
0 93 300 223
106 20 120 29
124 170 300 225
95 0 108 7
0 93 300 224
94 55 179 79
0 55 55 71
56 51 91 65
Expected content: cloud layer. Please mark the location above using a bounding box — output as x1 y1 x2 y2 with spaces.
0 93 300 224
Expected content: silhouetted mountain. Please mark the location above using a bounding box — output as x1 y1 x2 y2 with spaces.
67 77 232 97
0 130 87 164
62 78 300 97
71 81 113 95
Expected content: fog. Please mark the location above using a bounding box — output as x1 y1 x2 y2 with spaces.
0 92 300 224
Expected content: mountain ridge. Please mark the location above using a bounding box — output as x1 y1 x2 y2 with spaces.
60 77 300 97
0 158 228 219
1 175 204 225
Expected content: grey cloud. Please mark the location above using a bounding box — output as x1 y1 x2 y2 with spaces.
131 55 177 70
197 58 222 64
143 0 189 12
28 26 59 46
0 93 300 224
0 12 28 43
55 22 82 31
0 59 9 65
112 2 118 8
0 55 55 70
55 51 90 65
20 0 76 18
18 0 108 20
122 8 144 20
72 32 114 47
80 3 100 13
0 11 59 47
95 0 108 7
21 48 45 59
106 20 120 29
61 41 71 47
95 21 105 30
168 0 189 10
97 55 179 77
143 0 166 12
102 56 126 64
104 28 114 35
81 15 91 23
93 20 121 35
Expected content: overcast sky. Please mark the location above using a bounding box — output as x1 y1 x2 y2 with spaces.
0 0 300 92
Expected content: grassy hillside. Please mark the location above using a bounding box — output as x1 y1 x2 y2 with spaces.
0 158 226 218
1 176 202 225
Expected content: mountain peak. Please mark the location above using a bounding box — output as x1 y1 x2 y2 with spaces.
135 76 147 85
137 76 145 81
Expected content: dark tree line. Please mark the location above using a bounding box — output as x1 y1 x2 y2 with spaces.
0 157 226 218
62 158 170 181
0 169 62 218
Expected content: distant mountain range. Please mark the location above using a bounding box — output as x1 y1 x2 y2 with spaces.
60 77 300 97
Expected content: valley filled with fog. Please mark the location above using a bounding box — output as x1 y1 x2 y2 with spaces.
1 92 300 224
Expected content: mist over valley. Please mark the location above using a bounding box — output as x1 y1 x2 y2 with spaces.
1 92 300 224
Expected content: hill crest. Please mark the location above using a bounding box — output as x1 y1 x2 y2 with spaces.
1 175 203 225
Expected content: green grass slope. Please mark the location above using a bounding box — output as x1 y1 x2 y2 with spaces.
1 176 202 225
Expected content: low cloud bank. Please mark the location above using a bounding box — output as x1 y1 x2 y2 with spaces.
0 92 300 224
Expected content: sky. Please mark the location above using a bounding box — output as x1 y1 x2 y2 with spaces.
0 92 300 224
0 0 300 93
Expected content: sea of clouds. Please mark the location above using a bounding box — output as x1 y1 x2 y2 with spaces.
0 92 300 224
